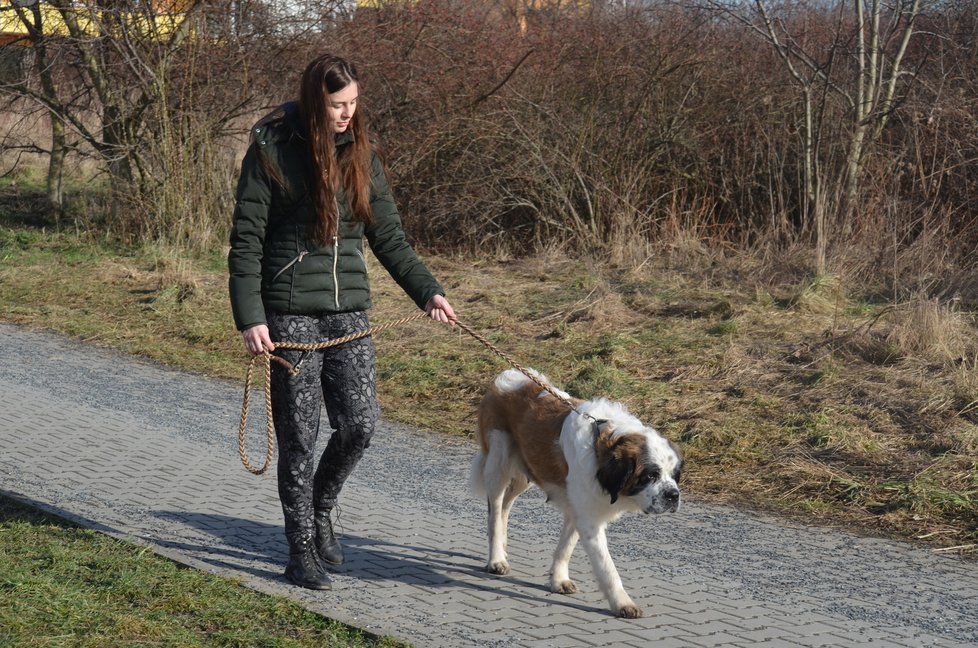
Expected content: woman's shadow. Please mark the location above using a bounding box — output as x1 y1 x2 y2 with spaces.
152 509 604 614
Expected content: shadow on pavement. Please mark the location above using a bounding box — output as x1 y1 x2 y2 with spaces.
154 509 609 615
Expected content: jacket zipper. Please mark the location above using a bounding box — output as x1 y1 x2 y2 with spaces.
332 236 340 309
271 249 308 282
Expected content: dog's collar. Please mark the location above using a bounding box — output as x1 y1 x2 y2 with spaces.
591 418 610 443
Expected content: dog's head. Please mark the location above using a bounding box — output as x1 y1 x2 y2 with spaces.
594 422 683 514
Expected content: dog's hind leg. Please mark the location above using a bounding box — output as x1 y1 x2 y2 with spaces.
549 512 579 594
468 451 488 500
483 429 517 575
500 473 529 554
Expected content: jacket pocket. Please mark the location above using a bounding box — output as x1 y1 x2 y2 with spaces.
271 250 308 282
355 248 368 276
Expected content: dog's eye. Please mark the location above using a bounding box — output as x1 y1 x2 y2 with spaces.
637 471 658 487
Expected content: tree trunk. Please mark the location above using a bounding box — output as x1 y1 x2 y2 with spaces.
47 116 66 223
844 124 866 219
102 106 134 225
22 2 67 223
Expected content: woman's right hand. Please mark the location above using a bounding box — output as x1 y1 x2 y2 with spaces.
242 324 275 356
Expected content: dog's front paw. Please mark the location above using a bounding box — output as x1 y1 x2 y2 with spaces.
486 561 511 575
615 604 643 619
551 579 578 594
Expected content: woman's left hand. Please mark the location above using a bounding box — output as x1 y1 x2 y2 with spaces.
425 294 457 327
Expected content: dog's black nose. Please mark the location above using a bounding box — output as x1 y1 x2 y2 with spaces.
664 488 680 504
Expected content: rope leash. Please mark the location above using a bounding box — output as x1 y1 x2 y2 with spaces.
238 315 597 475
451 320 599 424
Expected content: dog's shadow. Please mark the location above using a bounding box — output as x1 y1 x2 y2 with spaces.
152 510 609 616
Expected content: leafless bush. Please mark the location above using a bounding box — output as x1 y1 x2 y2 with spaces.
3 0 976 285
0 0 318 244
340 2 739 256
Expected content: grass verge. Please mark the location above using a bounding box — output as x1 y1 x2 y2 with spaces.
0 493 405 647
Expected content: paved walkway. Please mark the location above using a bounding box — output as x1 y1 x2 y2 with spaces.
1 323 977 648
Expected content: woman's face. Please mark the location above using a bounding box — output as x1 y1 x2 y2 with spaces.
327 82 358 133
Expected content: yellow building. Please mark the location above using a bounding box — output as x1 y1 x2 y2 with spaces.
0 0 189 45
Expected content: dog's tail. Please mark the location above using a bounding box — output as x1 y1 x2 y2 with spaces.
494 367 572 401
494 368 536 392
468 451 487 501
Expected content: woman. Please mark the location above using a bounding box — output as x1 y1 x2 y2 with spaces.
228 54 456 590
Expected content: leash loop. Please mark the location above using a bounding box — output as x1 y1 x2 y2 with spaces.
237 312 427 474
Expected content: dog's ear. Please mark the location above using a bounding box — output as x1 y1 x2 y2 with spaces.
667 438 684 462
667 438 684 482
596 454 635 504
594 427 637 504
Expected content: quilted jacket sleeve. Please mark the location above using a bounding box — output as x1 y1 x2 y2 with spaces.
228 143 273 331
364 153 444 310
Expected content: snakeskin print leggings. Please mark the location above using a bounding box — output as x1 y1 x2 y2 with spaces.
267 311 379 541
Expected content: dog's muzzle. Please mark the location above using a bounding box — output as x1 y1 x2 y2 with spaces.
645 487 681 514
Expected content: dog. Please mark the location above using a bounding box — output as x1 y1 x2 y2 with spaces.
469 368 682 618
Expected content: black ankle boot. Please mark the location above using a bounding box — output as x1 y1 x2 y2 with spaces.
314 510 344 565
284 534 332 590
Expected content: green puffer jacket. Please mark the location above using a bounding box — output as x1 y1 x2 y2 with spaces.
228 104 443 331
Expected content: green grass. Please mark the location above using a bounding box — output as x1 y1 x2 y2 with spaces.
0 494 406 648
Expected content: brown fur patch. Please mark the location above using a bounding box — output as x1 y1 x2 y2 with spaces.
477 381 583 486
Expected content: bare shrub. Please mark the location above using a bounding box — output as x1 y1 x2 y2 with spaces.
122 117 240 251
4 0 977 281
0 0 304 247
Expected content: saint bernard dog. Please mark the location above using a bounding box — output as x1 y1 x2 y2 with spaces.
469 368 683 618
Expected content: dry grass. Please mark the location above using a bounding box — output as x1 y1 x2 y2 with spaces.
886 296 974 363
1 206 977 556
362 249 978 553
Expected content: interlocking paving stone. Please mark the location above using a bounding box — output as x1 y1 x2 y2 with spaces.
1 322 977 648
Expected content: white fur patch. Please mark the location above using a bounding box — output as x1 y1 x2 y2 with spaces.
493 368 528 392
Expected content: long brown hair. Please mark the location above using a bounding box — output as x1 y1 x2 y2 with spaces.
299 54 373 245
